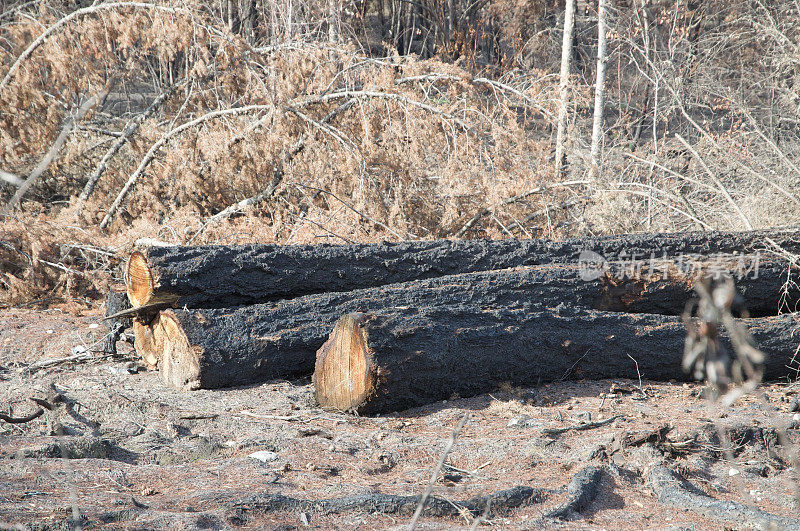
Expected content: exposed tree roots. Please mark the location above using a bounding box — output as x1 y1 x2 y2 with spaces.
649 465 800 529
228 485 549 523
544 466 604 520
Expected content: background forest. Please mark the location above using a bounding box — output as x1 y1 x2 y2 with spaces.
1 0 799 306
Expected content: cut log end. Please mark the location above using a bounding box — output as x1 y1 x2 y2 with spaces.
127 251 154 307
314 313 375 412
133 310 202 390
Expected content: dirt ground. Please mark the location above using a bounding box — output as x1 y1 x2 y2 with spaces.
1 308 798 530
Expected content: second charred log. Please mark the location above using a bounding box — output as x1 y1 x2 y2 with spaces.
313 309 800 415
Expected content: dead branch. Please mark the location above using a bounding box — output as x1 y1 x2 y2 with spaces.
0 2 191 93
294 184 409 240
395 73 554 119
2 85 110 215
0 170 23 187
294 90 471 131
675 134 753 230
504 196 588 234
542 415 624 436
0 408 43 424
454 180 588 238
472 77 554 119
99 104 272 229
75 79 185 215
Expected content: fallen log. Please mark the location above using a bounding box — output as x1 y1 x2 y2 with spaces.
137 259 797 390
313 308 800 414
126 226 800 308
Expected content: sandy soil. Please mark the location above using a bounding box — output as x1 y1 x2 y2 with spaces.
1 308 798 530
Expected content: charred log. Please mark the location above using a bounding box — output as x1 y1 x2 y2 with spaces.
136 259 797 390
126 227 800 308
228 485 548 523
313 309 800 415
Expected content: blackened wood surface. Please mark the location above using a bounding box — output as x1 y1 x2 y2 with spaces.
320 308 799 415
104 290 132 330
135 227 800 308
153 260 797 390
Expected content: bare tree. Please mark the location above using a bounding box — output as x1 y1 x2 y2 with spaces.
589 0 608 180
555 0 576 177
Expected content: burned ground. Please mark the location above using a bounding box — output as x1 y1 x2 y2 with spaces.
1 308 798 529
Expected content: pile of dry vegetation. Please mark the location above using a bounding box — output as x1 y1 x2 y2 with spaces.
1 0 799 307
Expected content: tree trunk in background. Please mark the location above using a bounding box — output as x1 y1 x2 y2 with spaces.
240 0 256 43
589 0 608 180
555 0 576 177
377 0 385 39
328 0 340 42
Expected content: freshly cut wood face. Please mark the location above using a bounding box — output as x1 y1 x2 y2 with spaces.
127 251 154 307
154 311 202 391
132 320 159 368
314 314 373 411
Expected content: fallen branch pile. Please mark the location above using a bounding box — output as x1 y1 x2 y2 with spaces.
117 227 800 413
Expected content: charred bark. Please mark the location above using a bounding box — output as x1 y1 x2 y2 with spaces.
104 290 132 330
313 309 800 415
127 227 800 309
137 259 797 390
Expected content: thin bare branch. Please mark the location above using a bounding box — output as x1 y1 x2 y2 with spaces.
0 2 190 93
2 85 110 215
675 133 753 230
99 104 272 229
75 79 185 216
409 413 469 530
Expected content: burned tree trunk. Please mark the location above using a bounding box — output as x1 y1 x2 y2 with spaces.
126 227 800 308
137 258 796 390
314 309 800 415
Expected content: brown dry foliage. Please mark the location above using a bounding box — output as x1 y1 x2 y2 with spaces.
1 0 799 306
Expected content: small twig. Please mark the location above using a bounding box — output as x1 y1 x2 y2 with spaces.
409 413 469 530
542 414 624 436
234 411 321 422
626 353 646 397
